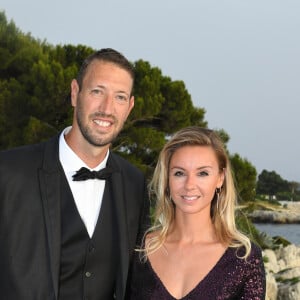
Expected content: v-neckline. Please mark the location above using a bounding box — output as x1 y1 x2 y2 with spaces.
146 247 230 299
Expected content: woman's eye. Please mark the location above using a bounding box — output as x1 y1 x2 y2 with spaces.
198 171 209 177
174 171 184 177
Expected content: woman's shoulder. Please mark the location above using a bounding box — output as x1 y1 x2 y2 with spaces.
250 241 263 256
231 241 263 265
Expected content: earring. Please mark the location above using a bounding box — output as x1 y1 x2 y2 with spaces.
216 187 222 212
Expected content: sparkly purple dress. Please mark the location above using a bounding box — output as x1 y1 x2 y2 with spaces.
126 242 266 300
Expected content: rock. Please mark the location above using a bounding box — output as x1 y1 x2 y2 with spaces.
277 281 300 300
284 202 300 213
263 249 279 273
276 267 300 280
265 270 278 300
276 244 300 269
249 210 300 223
264 244 300 300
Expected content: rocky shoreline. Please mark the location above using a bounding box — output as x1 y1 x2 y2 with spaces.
248 202 300 299
249 210 300 223
248 202 300 224
264 244 300 300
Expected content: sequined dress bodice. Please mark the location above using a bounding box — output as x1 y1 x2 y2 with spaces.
126 243 265 300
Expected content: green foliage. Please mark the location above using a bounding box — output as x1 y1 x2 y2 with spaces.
276 275 300 285
230 153 257 203
0 12 94 148
236 210 285 250
0 11 262 202
257 169 290 197
276 191 292 201
49 44 94 69
0 11 260 208
237 202 293 249
23 116 58 144
215 128 230 146
235 210 274 249
243 202 273 213
272 236 291 247
0 78 29 147
262 255 269 263
159 76 206 132
0 11 209 177
113 126 166 178
131 60 165 120
129 59 207 132
113 59 207 175
4 12 291 238
279 181 300 201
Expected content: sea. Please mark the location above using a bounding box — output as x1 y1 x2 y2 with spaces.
254 223 300 246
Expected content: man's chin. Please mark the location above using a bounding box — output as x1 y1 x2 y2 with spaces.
88 133 116 147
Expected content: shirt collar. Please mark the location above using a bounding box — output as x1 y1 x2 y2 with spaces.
59 126 109 174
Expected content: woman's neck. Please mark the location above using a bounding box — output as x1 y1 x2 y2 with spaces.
167 213 218 245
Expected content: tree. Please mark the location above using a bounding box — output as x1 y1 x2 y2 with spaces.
0 12 92 147
0 78 29 147
230 153 257 203
288 181 300 201
0 12 209 176
256 169 289 198
112 59 207 177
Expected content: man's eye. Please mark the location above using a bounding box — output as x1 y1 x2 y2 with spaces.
91 89 103 96
116 95 128 102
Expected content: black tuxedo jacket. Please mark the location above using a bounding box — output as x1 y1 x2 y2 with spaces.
0 134 149 300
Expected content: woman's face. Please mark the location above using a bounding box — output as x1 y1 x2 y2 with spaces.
169 145 224 217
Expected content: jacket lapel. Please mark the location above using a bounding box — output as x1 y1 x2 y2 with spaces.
39 135 62 299
108 155 129 299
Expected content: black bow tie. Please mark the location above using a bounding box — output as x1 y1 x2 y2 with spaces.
72 167 114 181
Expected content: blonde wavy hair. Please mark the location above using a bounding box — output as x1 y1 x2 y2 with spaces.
142 126 251 259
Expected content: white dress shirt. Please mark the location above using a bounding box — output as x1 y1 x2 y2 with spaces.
59 127 109 237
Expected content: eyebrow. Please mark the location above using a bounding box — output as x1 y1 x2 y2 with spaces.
170 165 214 170
92 85 130 96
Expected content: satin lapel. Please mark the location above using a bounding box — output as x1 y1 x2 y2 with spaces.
39 135 61 299
109 156 129 299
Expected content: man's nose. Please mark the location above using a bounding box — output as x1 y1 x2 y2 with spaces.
99 93 114 114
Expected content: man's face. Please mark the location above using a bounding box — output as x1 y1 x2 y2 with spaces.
71 60 134 147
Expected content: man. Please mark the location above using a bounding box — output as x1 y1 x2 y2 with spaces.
0 48 149 299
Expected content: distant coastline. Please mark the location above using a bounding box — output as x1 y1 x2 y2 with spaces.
248 201 300 224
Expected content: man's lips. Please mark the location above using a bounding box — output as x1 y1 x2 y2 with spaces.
91 112 116 127
93 119 112 127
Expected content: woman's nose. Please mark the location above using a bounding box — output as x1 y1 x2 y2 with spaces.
184 175 196 190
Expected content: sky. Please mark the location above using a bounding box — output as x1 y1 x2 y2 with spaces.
1 0 300 182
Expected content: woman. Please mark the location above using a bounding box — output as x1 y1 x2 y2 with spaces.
127 126 266 300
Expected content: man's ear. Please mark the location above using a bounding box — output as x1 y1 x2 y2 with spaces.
126 95 135 117
70 79 79 107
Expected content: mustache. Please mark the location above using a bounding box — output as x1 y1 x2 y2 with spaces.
90 112 117 121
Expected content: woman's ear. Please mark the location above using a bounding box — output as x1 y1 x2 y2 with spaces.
218 168 225 188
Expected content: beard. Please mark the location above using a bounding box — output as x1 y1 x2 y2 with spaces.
76 102 122 147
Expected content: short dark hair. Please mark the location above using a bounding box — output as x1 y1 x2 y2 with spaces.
76 48 135 90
